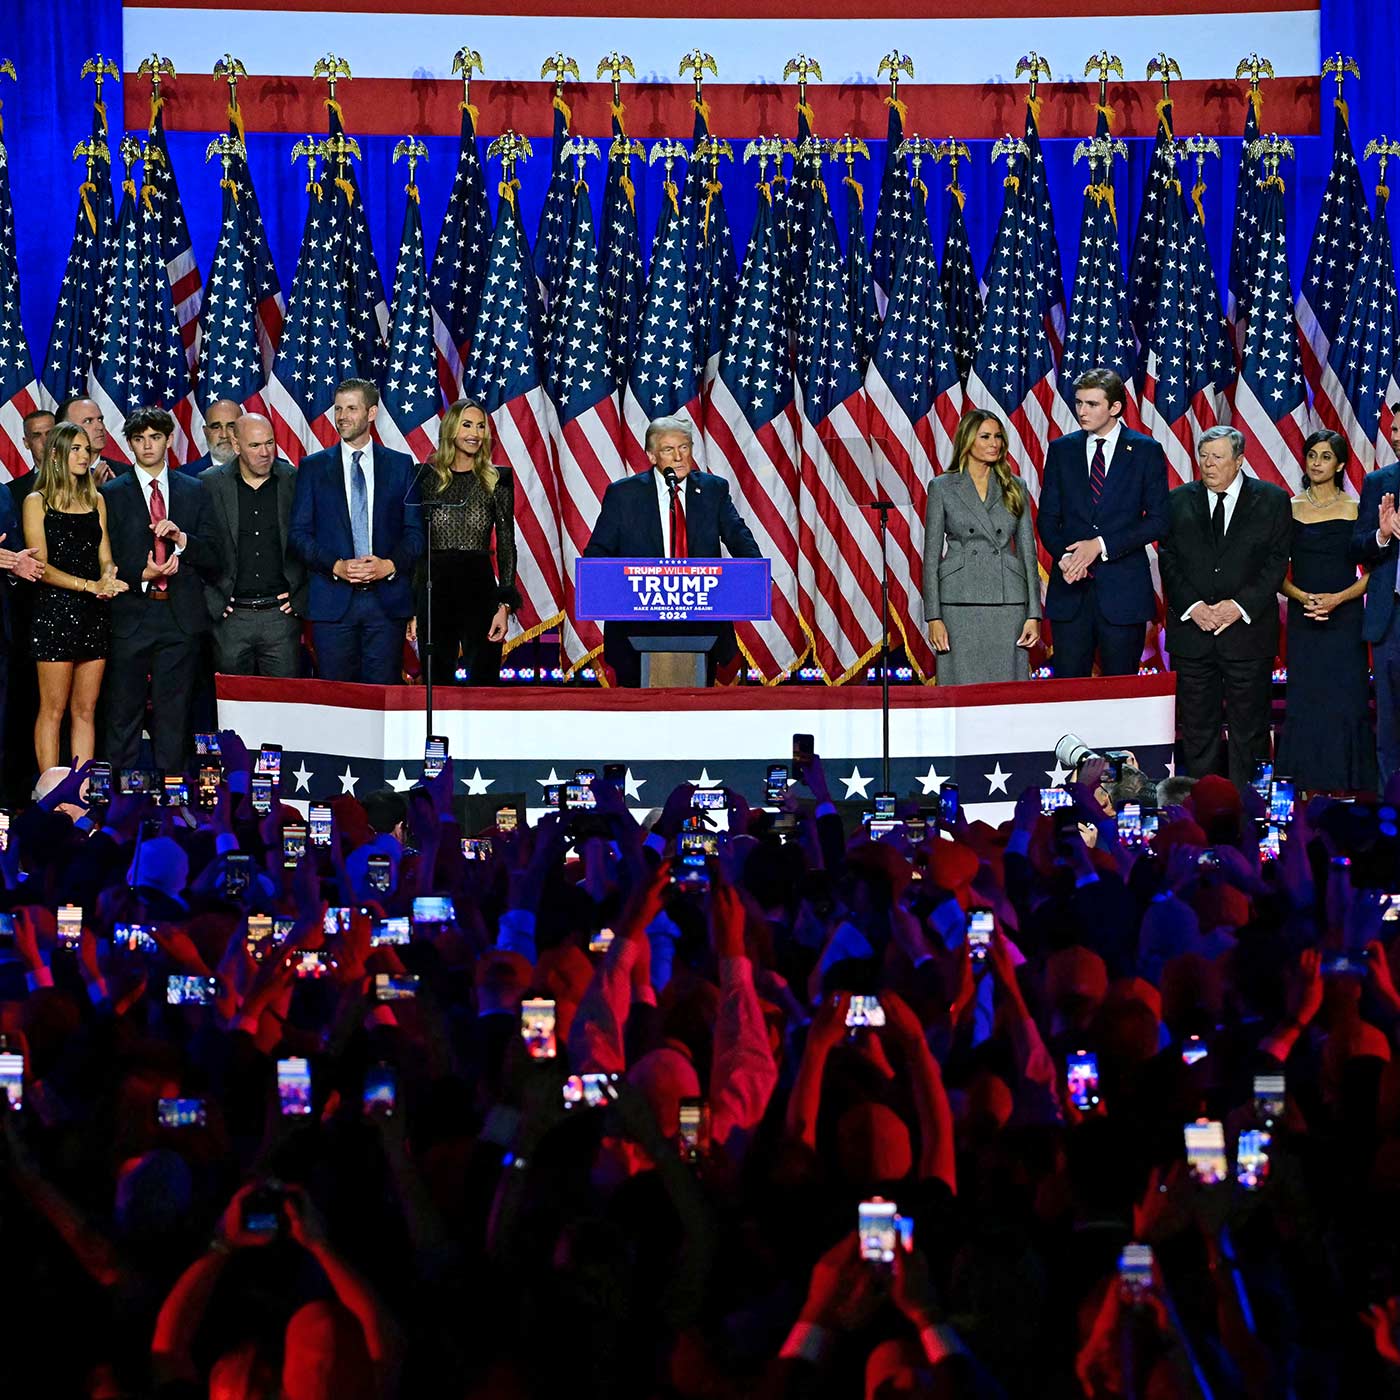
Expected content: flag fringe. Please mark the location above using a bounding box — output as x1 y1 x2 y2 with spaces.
884 94 907 125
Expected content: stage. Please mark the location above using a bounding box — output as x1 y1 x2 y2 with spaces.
216 672 1177 823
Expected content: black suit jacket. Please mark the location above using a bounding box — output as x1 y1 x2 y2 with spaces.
1038 427 1169 624
583 468 761 561
198 459 309 621
100 470 223 639
1159 475 1292 660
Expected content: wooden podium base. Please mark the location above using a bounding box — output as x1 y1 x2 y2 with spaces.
641 651 707 688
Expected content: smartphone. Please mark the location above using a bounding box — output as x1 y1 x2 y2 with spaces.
678 1096 711 1161
1197 849 1220 870
246 913 276 961
1322 950 1369 977
1250 759 1273 801
868 819 899 839
115 922 159 954
845 993 885 1030
241 1186 283 1236
412 896 453 925
562 1071 620 1109
120 767 161 795
691 789 728 814
321 906 352 939
1101 751 1126 784
308 803 333 848
872 791 896 821
1119 1243 1154 1300
196 763 221 809
906 817 928 843
87 762 112 807
363 1062 397 1116
1259 823 1282 862
1116 802 1142 845
1254 1072 1285 1124
564 782 596 811
588 927 615 954
967 908 994 964
1235 1127 1271 1190
167 974 218 1006
939 782 960 827
255 744 283 781
290 950 334 979
195 732 222 758
371 916 411 947
282 823 308 869
461 837 494 860
792 733 815 777
162 774 190 808
374 972 420 1001
0 1051 23 1111
764 764 789 805
543 784 562 809
156 1097 207 1128
277 1056 312 1117
1268 778 1295 825
521 997 557 1059
602 763 626 785
495 805 519 832
223 852 253 897
1184 1118 1228 1185
1040 786 1074 815
1142 810 1161 841
1381 894 1400 923
424 735 448 778
857 1197 899 1265
574 767 597 788
251 775 273 815
678 829 720 869
1066 1049 1101 1111
1181 1033 1209 1066
56 904 83 951
366 854 393 893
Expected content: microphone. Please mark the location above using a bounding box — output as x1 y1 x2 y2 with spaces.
662 466 680 494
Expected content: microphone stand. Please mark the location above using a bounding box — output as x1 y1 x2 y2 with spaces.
871 499 895 792
404 461 467 743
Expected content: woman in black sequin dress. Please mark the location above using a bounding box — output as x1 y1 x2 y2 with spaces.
22 423 127 772
409 399 519 686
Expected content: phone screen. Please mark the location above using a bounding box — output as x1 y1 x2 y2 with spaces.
939 782 959 826
1184 1118 1227 1185
120 768 160 795
678 1096 711 1160
309 803 333 847
1268 779 1295 824
277 1057 312 1116
412 896 453 925
1250 760 1273 801
967 909 993 962
1066 1050 1100 1110
56 904 83 951
371 916 411 946
282 824 308 869
461 837 494 860
156 1097 207 1128
1253 1073 1285 1124
196 764 221 809
363 1062 397 1116
562 1071 620 1109
195 732 222 757
87 763 112 806
495 805 519 832
1235 1127 1271 1190
589 927 615 954
521 998 557 1059
223 853 253 896
845 994 885 1030
602 763 626 785
246 914 276 961
1181 1034 1209 1066
374 973 420 1001
115 922 159 954
1116 802 1141 844
424 735 448 778
564 782 596 810
291 950 333 980
1040 787 1074 815
872 791 896 820
1119 1243 1154 1298
857 1197 899 1264
167 975 218 1006
366 854 392 893
0 1051 23 1111
255 745 283 781
162 775 189 808
1259 823 1282 862
251 776 273 815
792 733 815 775
764 764 789 805
1142 810 1161 840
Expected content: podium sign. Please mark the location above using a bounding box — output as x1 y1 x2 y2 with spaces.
574 558 773 623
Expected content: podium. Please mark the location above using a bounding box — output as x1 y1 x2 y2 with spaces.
575 558 773 689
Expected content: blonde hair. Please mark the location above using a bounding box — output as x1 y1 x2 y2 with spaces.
35 423 100 513
430 399 498 495
949 410 1024 518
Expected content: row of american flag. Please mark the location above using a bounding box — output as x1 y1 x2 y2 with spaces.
1 53 1397 684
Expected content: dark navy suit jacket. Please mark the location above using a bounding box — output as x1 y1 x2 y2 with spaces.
1354 461 1400 643
583 467 761 561
288 443 424 622
1038 427 1169 625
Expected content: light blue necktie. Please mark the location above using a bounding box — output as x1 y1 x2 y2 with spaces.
350 449 370 558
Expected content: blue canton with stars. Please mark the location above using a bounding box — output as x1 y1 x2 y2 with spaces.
869 101 913 308
0 121 38 419
627 187 699 422
544 178 615 418
463 197 544 413
1239 178 1307 427
938 187 982 384
195 182 262 411
382 195 442 443
1127 112 1178 347
430 106 492 368
1300 106 1369 360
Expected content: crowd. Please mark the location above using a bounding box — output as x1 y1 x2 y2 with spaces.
5 732 1400 1398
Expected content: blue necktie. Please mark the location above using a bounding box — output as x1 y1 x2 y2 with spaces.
350 449 370 558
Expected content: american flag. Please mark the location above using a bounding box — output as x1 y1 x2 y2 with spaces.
462 193 565 648
842 173 881 372
325 103 389 384
429 102 491 398
1059 122 1141 427
224 88 284 374
1303 98 1371 447
1127 103 1178 346
1232 153 1307 492
264 180 359 463
621 173 702 472
598 136 645 391
869 97 913 314
938 178 982 384
0 97 47 478
1019 98 1067 358
684 113 738 417
195 173 267 417
864 176 963 682
143 77 203 372
88 151 190 466
376 189 444 462
793 188 887 684
534 92 574 308
702 180 806 682
544 175 625 675
1322 188 1400 483
1226 89 1263 358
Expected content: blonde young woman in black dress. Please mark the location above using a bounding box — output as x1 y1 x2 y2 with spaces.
22 423 127 772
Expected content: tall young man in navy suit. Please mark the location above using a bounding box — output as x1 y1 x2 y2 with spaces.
584 416 761 687
1038 368 1170 677
1353 410 1400 783
289 379 423 685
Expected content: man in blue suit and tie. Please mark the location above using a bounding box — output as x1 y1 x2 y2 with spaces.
289 379 424 684
584 416 761 687
1038 368 1170 677
1353 411 1400 782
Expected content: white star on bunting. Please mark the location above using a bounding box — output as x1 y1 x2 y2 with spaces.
984 762 1011 795
386 768 416 793
338 766 360 795
461 767 495 795
916 764 948 796
292 762 313 794
842 766 873 800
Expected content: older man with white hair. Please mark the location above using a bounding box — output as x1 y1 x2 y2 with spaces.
584 415 762 686
199 413 307 677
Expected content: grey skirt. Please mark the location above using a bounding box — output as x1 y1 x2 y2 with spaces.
936 604 1031 686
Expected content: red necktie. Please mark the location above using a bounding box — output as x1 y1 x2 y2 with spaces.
149 477 169 593
1089 438 1107 503
669 485 688 559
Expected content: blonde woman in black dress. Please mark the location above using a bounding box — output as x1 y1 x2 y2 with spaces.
22 423 127 772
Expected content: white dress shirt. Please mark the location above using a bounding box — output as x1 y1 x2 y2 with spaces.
653 467 687 556
135 465 185 592
341 439 375 548
1181 469 1251 624
1084 420 1122 476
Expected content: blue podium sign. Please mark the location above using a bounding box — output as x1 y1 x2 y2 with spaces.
575 558 773 623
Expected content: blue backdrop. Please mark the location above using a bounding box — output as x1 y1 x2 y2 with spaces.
8 1 1400 383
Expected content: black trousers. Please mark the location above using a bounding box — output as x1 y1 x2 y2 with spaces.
1174 650 1274 792
1050 585 1144 678
416 551 502 687
105 607 201 773
214 606 302 678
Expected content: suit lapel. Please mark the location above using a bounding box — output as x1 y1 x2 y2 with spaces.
957 469 1000 541
1225 474 1257 541
327 450 353 544
211 467 238 556
1098 432 1134 513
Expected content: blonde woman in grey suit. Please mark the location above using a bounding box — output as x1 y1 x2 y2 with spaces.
922 410 1041 685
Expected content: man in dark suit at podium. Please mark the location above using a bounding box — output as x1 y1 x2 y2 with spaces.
1038 368 1169 677
584 416 761 687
